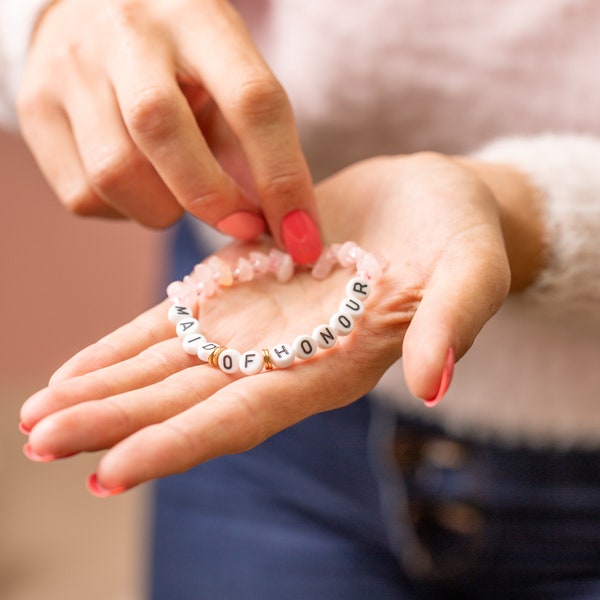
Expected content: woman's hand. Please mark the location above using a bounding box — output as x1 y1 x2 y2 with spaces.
20 153 544 495
17 0 321 263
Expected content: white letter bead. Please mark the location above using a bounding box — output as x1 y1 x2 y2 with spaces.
345 277 371 300
240 350 264 375
182 333 206 355
270 344 295 368
176 318 201 338
292 335 318 360
197 341 220 362
218 348 241 374
329 312 354 335
168 304 194 324
312 324 337 349
340 296 365 318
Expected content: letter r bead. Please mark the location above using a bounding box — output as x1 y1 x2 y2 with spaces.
346 277 371 300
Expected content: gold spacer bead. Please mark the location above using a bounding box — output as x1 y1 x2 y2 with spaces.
262 348 274 371
208 346 227 368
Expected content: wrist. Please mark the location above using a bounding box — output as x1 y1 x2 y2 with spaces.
456 157 548 292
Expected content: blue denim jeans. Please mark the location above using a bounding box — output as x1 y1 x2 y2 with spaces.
151 219 600 599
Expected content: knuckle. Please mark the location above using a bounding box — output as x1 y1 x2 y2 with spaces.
258 169 307 201
125 85 180 137
229 73 289 121
183 187 224 216
61 185 102 217
87 148 137 193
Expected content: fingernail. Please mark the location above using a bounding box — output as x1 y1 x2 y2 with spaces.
424 347 455 408
281 210 322 265
19 422 32 435
216 211 266 241
23 442 56 462
87 473 127 498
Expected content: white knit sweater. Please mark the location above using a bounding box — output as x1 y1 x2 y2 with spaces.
2 0 600 448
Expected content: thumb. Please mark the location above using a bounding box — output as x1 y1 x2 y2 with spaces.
401 235 510 405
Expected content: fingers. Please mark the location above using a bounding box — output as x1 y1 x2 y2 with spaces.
21 337 196 431
89 353 380 494
63 72 183 227
401 225 511 403
25 362 230 460
176 4 321 261
49 299 174 383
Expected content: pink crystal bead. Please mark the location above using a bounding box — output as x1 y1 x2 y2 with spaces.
249 251 269 274
311 247 337 280
336 241 363 267
235 257 254 282
197 278 218 299
207 256 234 287
357 251 384 280
268 249 294 283
190 263 213 285
166 281 186 303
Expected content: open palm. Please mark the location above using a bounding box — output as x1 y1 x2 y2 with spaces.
21 154 511 495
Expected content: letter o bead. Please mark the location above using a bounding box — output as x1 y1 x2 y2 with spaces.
329 312 354 336
292 335 318 360
218 348 241 374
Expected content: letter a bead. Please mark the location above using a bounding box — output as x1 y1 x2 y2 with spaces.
176 318 201 338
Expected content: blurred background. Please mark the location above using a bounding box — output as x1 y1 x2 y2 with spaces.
0 129 167 600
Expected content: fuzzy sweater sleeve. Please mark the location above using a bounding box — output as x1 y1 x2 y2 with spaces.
0 0 52 128
474 134 600 319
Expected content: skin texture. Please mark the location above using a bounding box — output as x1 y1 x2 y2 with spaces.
20 153 546 494
17 0 322 261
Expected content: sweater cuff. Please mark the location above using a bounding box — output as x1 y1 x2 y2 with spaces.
0 0 53 128
474 134 600 319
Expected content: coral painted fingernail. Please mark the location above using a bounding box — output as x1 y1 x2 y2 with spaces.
424 347 455 408
19 422 31 435
87 473 127 498
281 210 322 265
216 211 266 241
23 443 57 462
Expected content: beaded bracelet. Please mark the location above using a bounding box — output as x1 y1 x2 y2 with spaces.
166 241 387 376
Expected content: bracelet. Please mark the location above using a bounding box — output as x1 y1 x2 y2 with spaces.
166 241 387 376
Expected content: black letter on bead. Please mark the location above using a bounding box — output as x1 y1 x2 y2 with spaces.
338 314 352 329
300 339 314 355
187 335 204 344
180 320 195 332
344 298 361 312
244 353 256 368
223 354 233 370
273 345 290 358
176 306 191 315
202 343 218 351
352 282 369 296
319 327 335 345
